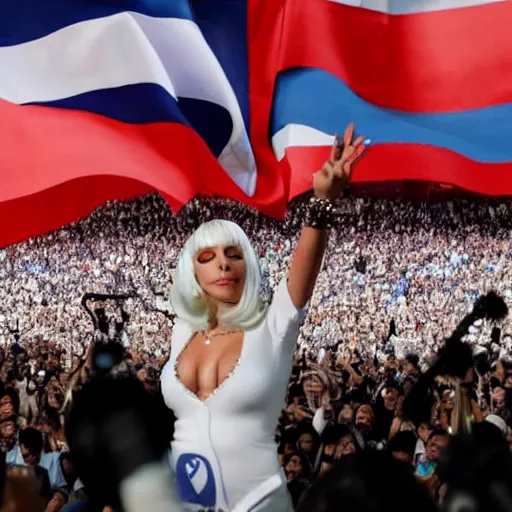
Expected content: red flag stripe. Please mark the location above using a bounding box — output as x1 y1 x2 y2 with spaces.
286 143 512 199
279 0 512 112
0 98 291 247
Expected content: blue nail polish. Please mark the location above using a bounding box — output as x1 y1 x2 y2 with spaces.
363 138 372 146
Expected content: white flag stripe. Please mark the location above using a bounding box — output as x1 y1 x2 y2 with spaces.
328 0 506 14
272 124 334 162
0 12 256 196
0 13 176 104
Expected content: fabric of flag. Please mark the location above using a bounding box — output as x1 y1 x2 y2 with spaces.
1 0 512 248
0 0 276 248
269 0 512 199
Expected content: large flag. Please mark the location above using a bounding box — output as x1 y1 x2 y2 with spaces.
0 0 279 247
270 0 512 198
1 0 512 247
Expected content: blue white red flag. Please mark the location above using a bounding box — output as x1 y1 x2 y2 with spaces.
0 0 511 246
269 0 512 199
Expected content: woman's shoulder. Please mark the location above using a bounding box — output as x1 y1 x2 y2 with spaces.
171 318 193 336
264 280 307 339
168 318 195 352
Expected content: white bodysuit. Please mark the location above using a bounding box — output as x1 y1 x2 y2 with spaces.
161 281 306 512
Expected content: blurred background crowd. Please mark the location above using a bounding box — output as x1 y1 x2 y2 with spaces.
1 194 512 510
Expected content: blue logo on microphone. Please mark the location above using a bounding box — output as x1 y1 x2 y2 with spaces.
176 453 216 507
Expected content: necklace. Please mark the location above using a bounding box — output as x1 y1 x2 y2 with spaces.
202 328 239 345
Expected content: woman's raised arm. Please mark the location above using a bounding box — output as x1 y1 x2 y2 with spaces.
287 123 367 309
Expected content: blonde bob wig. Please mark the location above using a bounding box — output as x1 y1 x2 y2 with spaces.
171 220 266 331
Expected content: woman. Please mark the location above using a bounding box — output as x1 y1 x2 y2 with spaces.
318 424 359 477
161 123 368 511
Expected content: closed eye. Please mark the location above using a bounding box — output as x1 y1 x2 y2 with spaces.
225 246 243 259
197 250 214 264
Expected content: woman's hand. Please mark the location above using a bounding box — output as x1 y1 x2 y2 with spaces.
313 123 367 200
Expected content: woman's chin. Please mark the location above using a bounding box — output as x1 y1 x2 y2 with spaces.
218 299 239 309
208 293 241 307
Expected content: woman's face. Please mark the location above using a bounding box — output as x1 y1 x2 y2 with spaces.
298 433 315 454
193 245 246 307
285 455 304 481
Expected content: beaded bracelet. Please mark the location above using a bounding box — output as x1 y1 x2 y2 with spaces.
304 196 337 230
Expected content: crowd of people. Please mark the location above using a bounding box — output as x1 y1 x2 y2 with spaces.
279 343 512 507
1 193 512 510
3 194 512 358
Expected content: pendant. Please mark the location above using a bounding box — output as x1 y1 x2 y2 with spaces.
205 337 211 345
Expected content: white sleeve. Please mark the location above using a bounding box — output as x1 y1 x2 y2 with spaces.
267 280 307 344
312 407 327 435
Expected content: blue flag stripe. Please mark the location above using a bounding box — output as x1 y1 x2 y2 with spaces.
192 0 250 132
0 0 194 46
25 83 232 157
271 67 512 163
